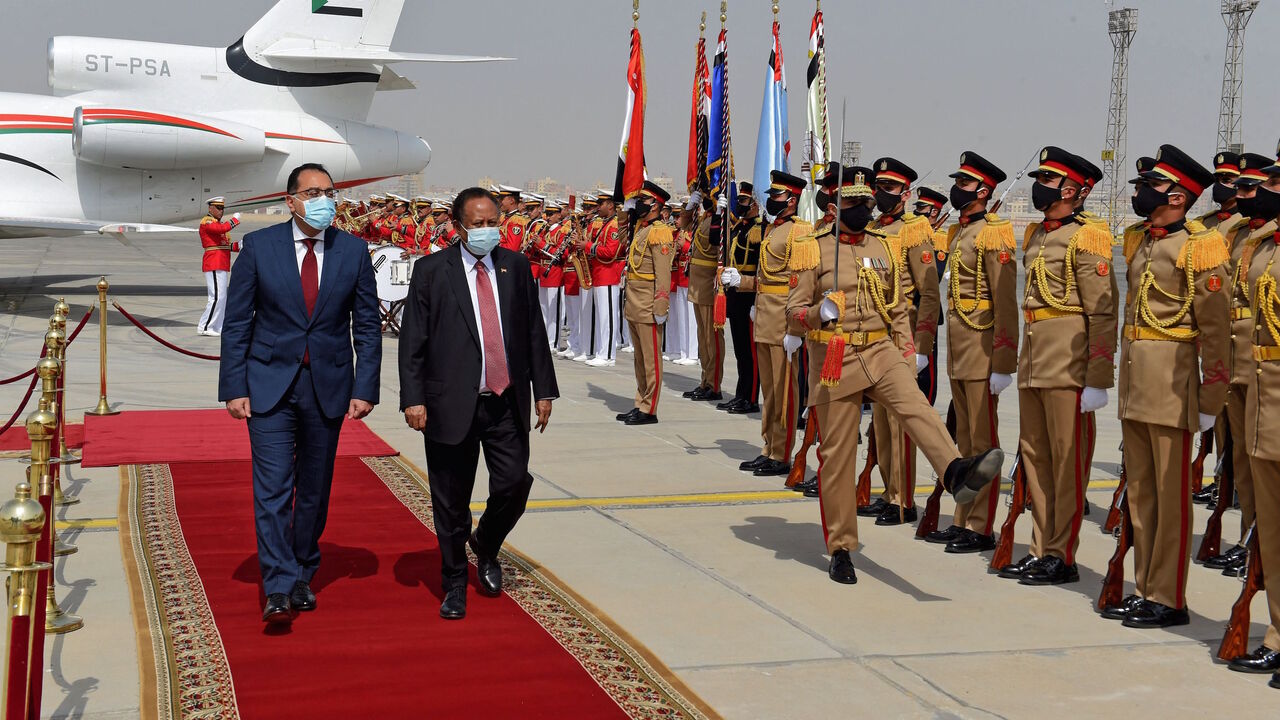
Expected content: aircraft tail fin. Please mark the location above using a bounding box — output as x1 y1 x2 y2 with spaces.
242 0 403 54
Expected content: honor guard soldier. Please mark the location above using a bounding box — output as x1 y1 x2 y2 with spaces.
615 181 675 426
197 197 241 336
685 192 725 399
717 183 765 413
1198 151 1243 232
738 170 812 478
1201 152 1274 574
560 195 596 359
535 202 569 349
927 152 1018 554
913 186 951 368
785 166 1004 584
587 192 626 367
1101 144 1229 628
1229 154 1280 680
858 157 942 526
997 147 1118 585
669 206 697 364
495 185 528 252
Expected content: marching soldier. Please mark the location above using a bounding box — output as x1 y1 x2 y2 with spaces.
997 147 1118 585
717 183 765 413
587 192 626 367
859 157 941 526
1101 144 1229 628
615 181 675 426
738 171 812 478
785 166 1004 584
925 152 1017 554
685 193 725 399
197 197 241 337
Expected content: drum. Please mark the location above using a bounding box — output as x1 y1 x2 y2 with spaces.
371 246 414 302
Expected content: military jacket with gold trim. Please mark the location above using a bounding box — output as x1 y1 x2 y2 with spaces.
623 220 675 322
688 214 720 305
1245 233 1280 460
944 212 1019 380
1227 217 1275 385
753 216 814 345
876 211 941 356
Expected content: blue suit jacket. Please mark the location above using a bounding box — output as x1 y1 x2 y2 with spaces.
218 220 381 418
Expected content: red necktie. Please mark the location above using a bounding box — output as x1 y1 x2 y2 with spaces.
474 261 510 395
301 238 318 363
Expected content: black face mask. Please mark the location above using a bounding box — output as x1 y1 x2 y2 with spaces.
634 201 652 217
1236 194 1258 218
1131 184 1170 218
1211 182 1236 205
874 188 902 214
765 197 789 218
840 204 873 233
816 190 832 211
1031 182 1062 212
949 184 979 212
1251 185 1280 220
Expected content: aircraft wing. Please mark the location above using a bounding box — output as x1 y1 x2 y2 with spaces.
259 45 512 64
0 217 196 240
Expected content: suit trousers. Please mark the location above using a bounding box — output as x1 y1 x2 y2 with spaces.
693 302 723 391
1247 456 1280 651
1019 388 1087 564
629 320 662 414
1122 419 1193 609
248 366 343 596
726 288 759 403
951 379 1001 535
424 392 533 591
199 269 229 334
757 343 796 462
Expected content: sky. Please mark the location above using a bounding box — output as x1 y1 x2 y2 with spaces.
5 0 1280 191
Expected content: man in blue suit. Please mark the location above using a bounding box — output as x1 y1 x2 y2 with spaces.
219 163 382 625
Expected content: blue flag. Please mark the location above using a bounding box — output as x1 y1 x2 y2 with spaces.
753 20 789 209
706 28 733 199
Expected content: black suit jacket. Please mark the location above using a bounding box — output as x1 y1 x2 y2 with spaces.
398 244 559 445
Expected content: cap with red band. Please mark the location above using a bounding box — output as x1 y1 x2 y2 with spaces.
1133 144 1214 198
873 157 918 188
948 151 1007 189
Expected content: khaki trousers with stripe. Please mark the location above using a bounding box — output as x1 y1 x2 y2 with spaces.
1247 457 1280 651
693 303 723 391
629 320 662 414
951 379 1001 534
1122 419 1193 609
1019 388 1086 563
757 343 796 462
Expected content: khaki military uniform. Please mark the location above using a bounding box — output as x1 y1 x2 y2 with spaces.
944 213 1019 535
622 219 675 414
1017 215 1118 563
688 215 724 391
1119 221 1231 609
1245 234 1280 651
870 213 942 514
755 216 813 463
786 226 961 554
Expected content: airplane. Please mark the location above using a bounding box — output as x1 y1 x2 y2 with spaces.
0 0 506 239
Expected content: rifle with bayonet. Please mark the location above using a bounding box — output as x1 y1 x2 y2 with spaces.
916 400 957 539
1190 430 1213 494
1103 446 1126 534
989 450 1027 570
1196 451 1233 561
989 150 1038 215
1217 524 1263 661
1098 484 1133 612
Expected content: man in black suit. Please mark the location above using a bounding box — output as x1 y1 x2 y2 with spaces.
399 186 559 619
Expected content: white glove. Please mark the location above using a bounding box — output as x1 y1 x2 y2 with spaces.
988 373 1013 395
1199 412 1216 433
231 212 242 222
749 305 757 323
623 198 637 212
686 191 703 210
915 354 929 372
819 298 840 322
783 334 803 357
721 268 742 287
654 314 667 325
716 196 729 212
1080 387 1109 413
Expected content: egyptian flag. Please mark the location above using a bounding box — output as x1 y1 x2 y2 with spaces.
753 19 790 209
687 33 711 193
615 28 647 201
798 6 829 223
706 28 734 200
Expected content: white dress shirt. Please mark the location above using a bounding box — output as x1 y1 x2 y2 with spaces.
292 218 325 286
458 249 506 392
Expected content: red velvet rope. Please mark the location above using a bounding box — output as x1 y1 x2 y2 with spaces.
0 366 35 386
0 308 94 435
112 301 220 361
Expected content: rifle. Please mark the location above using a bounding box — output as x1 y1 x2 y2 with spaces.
856 419 877 507
1217 525 1263 661
786 415 818 489
989 451 1026 570
1097 486 1133 612
989 150 1038 215
1190 429 1213 493
916 399 957 539
1196 452 1233 561
1103 447 1126 534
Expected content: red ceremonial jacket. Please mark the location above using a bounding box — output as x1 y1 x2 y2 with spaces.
199 215 239 272
589 216 624 287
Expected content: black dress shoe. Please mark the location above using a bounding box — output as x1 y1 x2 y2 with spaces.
942 448 1005 505
1221 553 1248 576
625 411 658 426
875 504 918 526
793 476 818 494
1121 600 1190 628
997 554 1041 579
1018 556 1080 586
262 593 294 624
469 535 502 596
1228 645 1280 674
687 386 713 401
803 480 821 498
716 397 740 411
1270 672 1280 690
1192 481 1217 505
440 587 467 620
616 408 640 422
753 459 789 477
1204 544 1247 569
945 529 996 554
828 549 858 584
1100 594 1143 620
682 386 706 399
739 455 769 472
857 497 889 517
728 402 761 415
289 580 316 611
697 390 724 402
925 525 963 545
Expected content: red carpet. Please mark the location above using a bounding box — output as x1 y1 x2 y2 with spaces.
121 457 709 719
0 423 83 453
81 409 394 467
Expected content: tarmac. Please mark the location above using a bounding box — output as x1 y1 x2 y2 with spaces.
0 219 1276 719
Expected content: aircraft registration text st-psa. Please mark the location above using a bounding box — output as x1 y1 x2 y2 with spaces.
0 0 505 239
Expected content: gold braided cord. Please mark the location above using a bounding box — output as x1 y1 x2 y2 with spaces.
1133 243 1197 340
1254 257 1280 345
948 239 993 330
1028 242 1082 313
760 227 791 283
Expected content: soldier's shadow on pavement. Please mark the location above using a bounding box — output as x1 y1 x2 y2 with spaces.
585 382 634 414
671 434 759 462
732 516 828 571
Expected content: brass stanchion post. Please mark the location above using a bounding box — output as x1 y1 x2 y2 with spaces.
35 336 81 636
1 477 50 720
42 317 77 555
88 278 117 417
52 301 81 469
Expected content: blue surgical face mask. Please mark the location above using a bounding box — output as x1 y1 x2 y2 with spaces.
463 226 501 256
295 195 336 230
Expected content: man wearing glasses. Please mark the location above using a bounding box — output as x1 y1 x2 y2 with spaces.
219 163 383 625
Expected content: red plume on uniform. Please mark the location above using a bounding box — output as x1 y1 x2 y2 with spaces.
615 28 647 200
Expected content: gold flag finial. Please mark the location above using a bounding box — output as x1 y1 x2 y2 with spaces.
633 0 640 26
721 0 727 25
774 2 780 16
700 10 706 34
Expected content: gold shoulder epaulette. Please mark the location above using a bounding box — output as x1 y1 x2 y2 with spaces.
1225 217 1251 238
1078 210 1100 221
976 214 1015 252
1176 228 1230 272
943 223 960 249
648 222 675 245
934 227 951 254
1122 222 1146 263
1185 218 1207 234
1068 218 1114 258
788 232 821 271
1022 223 1041 251
200 215 215 225
898 213 932 249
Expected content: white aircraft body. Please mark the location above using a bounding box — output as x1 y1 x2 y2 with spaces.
0 0 503 239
